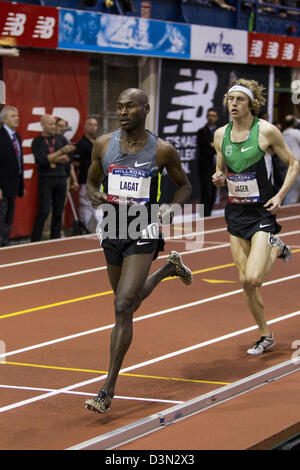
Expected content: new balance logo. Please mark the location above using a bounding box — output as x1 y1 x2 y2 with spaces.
249 39 263 58
2 12 26 37
32 16 56 39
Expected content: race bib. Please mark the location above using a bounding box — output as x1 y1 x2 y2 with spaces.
108 164 152 205
226 172 260 203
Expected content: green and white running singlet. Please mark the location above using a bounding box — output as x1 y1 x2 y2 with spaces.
221 117 281 239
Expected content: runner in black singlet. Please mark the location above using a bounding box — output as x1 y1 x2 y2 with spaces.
84 88 193 413
212 79 299 356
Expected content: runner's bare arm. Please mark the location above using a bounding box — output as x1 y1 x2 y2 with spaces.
156 140 191 223
86 134 111 208
157 140 192 206
212 127 227 186
261 122 300 213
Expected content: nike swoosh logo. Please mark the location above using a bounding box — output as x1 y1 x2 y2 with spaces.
241 146 254 152
259 223 271 228
137 240 152 245
134 161 150 167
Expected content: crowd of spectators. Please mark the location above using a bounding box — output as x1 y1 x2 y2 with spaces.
183 0 300 16
0 107 99 245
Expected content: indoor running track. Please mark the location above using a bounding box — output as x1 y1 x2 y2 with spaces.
0 204 299 450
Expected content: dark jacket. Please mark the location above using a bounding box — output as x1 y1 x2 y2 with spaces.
0 125 24 198
196 124 216 171
31 134 72 178
77 134 93 184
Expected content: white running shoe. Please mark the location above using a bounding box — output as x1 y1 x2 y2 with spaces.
268 234 292 262
247 334 274 355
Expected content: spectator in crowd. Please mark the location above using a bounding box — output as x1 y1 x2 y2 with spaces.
196 108 219 216
272 122 288 194
0 106 24 246
55 117 79 191
282 115 300 204
31 114 76 241
77 117 99 232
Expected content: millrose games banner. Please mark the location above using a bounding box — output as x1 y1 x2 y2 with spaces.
0 0 58 49
58 9 190 59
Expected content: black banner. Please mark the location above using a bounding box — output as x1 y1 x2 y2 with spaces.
158 60 269 205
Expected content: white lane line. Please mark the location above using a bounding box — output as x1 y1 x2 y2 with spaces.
0 249 101 269
0 244 229 291
0 385 183 405
1 214 299 268
1 272 299 361
0 267 107 291
0 209 298 253
0 229 299 292
0 308 299 414
0 233 96 250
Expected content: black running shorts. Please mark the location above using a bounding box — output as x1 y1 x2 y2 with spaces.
225 202 281 240
101 235 165 266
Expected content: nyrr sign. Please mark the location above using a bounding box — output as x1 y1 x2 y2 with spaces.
0 0 58 49
190 25 248 64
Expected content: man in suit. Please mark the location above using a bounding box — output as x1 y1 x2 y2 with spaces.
196 108 219 216
0 106 24 246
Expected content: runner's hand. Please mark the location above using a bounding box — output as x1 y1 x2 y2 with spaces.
90 191 108 209
212 171 226 186
158 203 176 225
263 194 283 215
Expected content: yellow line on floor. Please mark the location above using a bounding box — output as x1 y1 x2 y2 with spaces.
0 290 114 319
0 262 235 320
2 249 299 320
0 360 231 385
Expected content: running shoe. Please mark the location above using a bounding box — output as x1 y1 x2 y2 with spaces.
85 390 112 413
268 234 292 262
247 333 274 355
168 251 192 285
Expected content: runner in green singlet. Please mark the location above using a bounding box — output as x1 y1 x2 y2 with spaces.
212 78 299 355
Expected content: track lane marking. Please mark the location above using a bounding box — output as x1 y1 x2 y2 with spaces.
0 215 299 268
0 385 184 405
0 308 299 414
0 361 230 385
1 246 300 319
0 233 299 293
1 273 300 361
0 261 237 319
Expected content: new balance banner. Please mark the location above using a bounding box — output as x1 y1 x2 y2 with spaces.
248 32 300 67
158 59 269 205
0 0 58 49
3 50 89 238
